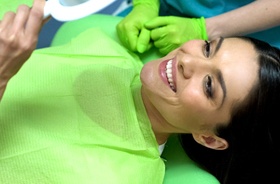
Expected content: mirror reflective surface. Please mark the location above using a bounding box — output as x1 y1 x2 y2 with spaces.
59 0 89 6
44 0 116 21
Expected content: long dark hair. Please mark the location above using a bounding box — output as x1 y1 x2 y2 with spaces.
179 37 280 184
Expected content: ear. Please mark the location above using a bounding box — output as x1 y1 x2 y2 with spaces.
192 133 228 150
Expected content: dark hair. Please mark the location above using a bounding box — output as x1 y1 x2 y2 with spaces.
179 37 280 184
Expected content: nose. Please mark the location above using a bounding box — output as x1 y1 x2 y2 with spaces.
178 40 208 79
178 56 195 79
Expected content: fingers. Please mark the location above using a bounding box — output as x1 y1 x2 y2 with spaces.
25 0 45 36
0 0 44 38
153 37 168 51
150 26 167 41
116 6 157 53
154 37 177 55
13 5 31 33
159 45 173 55
144 16 170 29
125 29 138 51
117 27 138 51
0 0 45 85
137 28 151 53
0 12 17 48
116 20 139 51
0 12 16 33
151 27 176 55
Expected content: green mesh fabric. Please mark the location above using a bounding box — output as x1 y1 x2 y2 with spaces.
0 28 164 184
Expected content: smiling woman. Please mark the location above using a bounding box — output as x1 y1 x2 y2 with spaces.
0 1 280 184
179 37 280 184
140 37 259 147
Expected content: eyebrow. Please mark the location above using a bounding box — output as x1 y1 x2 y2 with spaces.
216 70 227 109
213 37 224 55
214 37 227 109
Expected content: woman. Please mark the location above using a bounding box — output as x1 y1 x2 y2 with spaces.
180 36 280 183
116 0 280 54
0 0 279 183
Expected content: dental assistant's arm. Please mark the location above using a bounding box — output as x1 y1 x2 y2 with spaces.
206 0 280 40
0 0 45 100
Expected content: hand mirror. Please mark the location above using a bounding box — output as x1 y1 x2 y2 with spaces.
44 0 116 21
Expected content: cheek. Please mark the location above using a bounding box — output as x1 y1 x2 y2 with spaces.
178 87 211 118
180 87 231 128
169 90 206 132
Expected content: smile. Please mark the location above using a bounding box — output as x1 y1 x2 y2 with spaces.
166 59 176 92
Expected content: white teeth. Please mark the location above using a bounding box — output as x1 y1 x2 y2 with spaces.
167 73 172 79
166 62 172 69
166 68 172 73
166 60 175 91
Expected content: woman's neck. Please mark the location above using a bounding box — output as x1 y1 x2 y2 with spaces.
141 88 171 145
153 130 170 145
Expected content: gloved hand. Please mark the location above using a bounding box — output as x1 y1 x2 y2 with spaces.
145 16 208 55
116 0 159 53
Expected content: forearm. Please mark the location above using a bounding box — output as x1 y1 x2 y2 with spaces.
0 80 8 101
206 0 280 40
0 59 20 101
0 82 7 101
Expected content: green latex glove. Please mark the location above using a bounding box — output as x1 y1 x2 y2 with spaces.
145 16 208 55
116 0 159 53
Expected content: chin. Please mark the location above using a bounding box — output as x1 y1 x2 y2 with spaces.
140 61 158 85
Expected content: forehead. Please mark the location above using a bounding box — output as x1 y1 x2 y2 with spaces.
218 37 259 114
220 37 257 56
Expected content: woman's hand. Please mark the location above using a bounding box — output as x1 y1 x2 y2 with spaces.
0 0 45 100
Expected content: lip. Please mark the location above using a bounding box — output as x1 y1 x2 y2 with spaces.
159 58 177 92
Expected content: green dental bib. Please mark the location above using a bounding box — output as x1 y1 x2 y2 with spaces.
0 28 164 184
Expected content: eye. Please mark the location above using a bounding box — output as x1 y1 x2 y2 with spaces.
204 41 211 57
204 75 213 98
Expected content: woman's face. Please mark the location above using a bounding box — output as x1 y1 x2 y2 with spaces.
140 37 259 134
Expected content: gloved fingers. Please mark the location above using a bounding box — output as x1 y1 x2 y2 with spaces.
136 28 151 53
152 32 171 49
126 28 139 51
144 16 170 29
146 42 153 51
116 24 138 51
153 37 178 55
158 44 177 55
116 3 158 52
116 23 129 48
150 26 168 41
